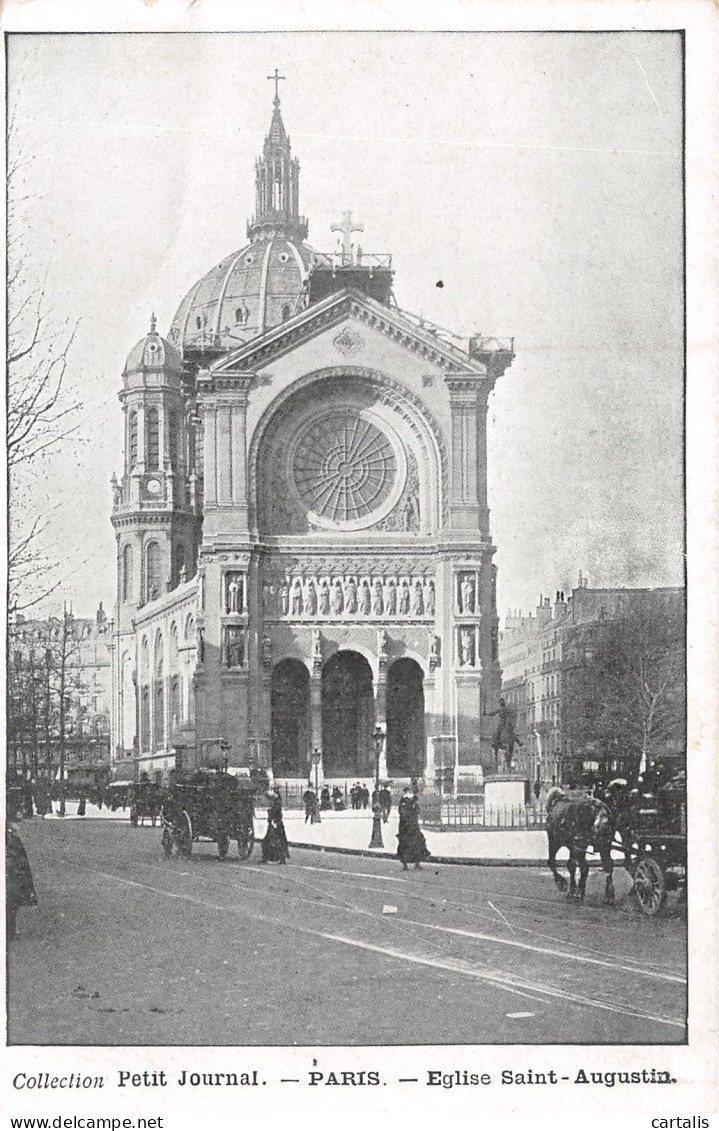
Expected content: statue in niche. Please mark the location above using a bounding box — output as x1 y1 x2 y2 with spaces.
344 576 357 614
459 575 475 615
358 579 371 616
262 635 272 669
429 634 441 670
384 579 397 616
398 580 410 616
179 564 187 584
459 627 475 667
280 581 290 616
377 629 389 657
424 580 436 616
411 580 424 616
311 628 322 663
291 578 303 616
303 578 317 615
226 573 243 614
371 579 384 616
402 493 420 532
319 579 330 616
262 582 272 616
226 627 244 668
330 579 344 616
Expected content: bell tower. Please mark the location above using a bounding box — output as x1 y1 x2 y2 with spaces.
110 316 202 758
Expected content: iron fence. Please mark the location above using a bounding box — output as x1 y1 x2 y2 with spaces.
420 794 547 829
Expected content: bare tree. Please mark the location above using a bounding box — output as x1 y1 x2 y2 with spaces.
564 596 686 779
7 124 82 614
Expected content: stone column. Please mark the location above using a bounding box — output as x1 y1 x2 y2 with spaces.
374 631 388 780
310 684 324 786
445 376 482 531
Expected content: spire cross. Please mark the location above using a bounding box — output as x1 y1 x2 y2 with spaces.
267 68 286 104
331 210 365 257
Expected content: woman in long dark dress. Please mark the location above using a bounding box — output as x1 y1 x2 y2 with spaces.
261 789 290 864
6 815 39 940
396 789 431 870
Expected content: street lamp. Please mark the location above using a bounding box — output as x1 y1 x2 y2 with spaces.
374 726 384 790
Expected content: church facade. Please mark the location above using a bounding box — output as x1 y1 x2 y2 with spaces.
109 84 514 787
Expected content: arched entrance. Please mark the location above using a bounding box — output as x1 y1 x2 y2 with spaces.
386 658 425 777
322 651 374 776
271 660 310 776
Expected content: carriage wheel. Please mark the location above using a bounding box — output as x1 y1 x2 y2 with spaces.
217 834 230 860
237 828 255 861
634 856 667 916
161 827 173 858
176 812 193 858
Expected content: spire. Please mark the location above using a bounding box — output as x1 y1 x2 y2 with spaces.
247 73 308 243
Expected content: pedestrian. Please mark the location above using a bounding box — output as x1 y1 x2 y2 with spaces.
6 803 39 940
332 786 344 811
396 788 431 870
23 780 34 819
369 800 384 848
320 785 331 811
379 783 392 823
303 784 316 824
260 788 290 864
77 792 87 817
361 784 370 810
33 780 50 819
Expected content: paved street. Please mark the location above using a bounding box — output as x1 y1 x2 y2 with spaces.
8 818 686 1046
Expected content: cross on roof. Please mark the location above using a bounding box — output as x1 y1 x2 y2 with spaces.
267 68 286 103
331 210 365 256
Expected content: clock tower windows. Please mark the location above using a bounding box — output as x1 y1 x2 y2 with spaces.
128 412 138 469
146 407 160 470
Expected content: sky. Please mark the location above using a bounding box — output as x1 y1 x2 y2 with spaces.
7 31 685 620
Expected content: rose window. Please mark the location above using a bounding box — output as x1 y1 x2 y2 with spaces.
292 412 400 524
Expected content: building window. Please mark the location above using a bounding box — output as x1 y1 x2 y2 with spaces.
146 542 161 602
168 411 178 469
128 411 138 468
146 408 160 470
122 544 133 602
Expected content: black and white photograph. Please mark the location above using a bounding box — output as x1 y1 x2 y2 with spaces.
3 5 718 1121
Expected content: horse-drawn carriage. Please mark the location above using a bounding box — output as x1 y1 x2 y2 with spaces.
161 770 257 860
546 769 687 917
622 771 687 917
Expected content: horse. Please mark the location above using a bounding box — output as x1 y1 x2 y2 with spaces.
546 786 618 904
492 723 520 772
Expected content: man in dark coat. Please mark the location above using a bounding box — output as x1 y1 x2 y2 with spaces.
261 789 290 863
6 813 39 940
378 784 392 823
396 788 431 870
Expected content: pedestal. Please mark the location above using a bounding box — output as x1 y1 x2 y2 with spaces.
483 774 528 810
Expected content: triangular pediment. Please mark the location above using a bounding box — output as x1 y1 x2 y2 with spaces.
208 288 487 379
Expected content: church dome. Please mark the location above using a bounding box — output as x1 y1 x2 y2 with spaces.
168 238 330 357
123 315 184 377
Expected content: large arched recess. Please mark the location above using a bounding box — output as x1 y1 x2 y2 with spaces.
271 660 310 777
386 658 425 777
249 367 447 537
322 650 375 777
